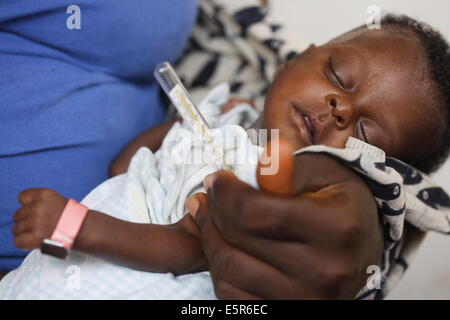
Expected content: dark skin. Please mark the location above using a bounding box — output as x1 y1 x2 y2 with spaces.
13 188 205 276
262 27 443 157
189 151 383 299
10 27 441 297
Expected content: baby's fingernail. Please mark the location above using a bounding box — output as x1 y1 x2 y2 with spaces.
203 174 215 191
186 197 200 217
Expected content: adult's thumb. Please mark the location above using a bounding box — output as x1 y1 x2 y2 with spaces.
186 193 209 231
257 137 344 196
257 136 296 196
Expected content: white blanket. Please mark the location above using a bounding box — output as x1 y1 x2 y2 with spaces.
0 84 261 299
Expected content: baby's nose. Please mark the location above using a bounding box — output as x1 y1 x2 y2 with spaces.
326 94 355 130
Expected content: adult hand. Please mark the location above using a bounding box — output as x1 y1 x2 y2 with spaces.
12 188 68 250
187 139 384 299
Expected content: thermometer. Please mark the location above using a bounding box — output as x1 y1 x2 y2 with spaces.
154 61 232 171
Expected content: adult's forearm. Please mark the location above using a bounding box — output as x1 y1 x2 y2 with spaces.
73 210 207 275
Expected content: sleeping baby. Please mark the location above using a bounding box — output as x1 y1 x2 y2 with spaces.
1 14 450 299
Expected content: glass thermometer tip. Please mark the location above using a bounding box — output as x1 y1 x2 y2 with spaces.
154 61 232 171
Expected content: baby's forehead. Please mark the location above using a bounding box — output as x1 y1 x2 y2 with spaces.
328 27 428 83
329 26 421 54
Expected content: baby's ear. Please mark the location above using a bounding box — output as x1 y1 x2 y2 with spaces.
257 136 295 196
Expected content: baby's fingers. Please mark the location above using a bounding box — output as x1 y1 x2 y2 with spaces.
11 220 32 237
12 207 29 223
14 233 41 250
17 188 43 205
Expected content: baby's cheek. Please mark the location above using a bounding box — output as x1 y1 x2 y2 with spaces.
316 128 353 149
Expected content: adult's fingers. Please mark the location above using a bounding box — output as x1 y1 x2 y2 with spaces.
259 135 359 197
257 136 295 196
197 206 314 299
209 278 262 300
207 172 349 271
187 192 290 297
186 192 209 230
204 169 348 242
290 153 357 195
198 203 370 299
187 186 326 276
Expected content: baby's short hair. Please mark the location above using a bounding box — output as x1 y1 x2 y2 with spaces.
380 14 450 174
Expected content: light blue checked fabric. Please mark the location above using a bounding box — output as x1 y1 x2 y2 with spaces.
0 84 261 299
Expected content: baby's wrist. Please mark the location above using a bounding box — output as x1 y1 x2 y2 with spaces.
72 210 101 252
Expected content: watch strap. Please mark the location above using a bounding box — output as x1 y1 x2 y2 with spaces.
50 199 89 249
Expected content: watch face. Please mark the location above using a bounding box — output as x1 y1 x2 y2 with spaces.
41 239 68 259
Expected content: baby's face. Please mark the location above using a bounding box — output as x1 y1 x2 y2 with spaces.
261 27 443 160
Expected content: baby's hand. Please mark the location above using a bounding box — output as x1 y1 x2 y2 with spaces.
12 188 68 250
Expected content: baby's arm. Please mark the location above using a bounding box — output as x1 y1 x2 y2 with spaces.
76 209 206 275
109 119 178 177
12 188 207 276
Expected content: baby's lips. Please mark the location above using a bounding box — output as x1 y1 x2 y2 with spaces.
257 136 295 196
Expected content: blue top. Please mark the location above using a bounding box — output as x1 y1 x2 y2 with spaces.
0 0 198 271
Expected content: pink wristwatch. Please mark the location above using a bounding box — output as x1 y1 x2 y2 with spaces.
40 199 89 259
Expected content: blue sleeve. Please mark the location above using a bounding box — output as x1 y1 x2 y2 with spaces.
0 0 198 271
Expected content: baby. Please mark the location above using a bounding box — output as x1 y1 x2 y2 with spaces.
2 14 450 299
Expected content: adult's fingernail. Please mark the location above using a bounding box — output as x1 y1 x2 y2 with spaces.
203 174 215 191
186 196 200 217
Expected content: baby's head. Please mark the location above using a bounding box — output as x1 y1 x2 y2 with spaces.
261 14 450 174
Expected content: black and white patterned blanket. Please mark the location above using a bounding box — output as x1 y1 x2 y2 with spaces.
175 0 450 299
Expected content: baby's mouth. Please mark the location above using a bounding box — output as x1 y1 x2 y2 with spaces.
290 103 315 145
